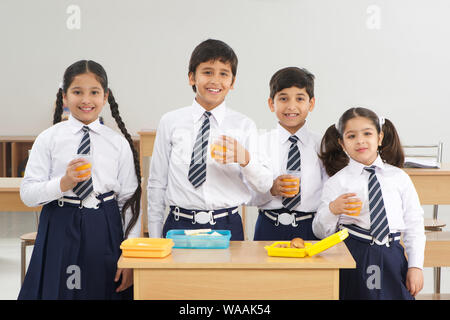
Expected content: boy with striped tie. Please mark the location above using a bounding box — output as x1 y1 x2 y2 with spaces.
251 67 327 241
147 39 272 240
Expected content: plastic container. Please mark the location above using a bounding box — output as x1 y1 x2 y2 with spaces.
166 229 231 249
265 228 349 258
120 238 174 258
265 242 313 257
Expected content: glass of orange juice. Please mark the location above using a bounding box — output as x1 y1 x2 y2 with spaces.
346 199 363 216
345 184 368 216
210 143 227 161
283 170 301 195
75 154 92 178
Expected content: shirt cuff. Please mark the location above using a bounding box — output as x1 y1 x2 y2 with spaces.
47 177 64 201
407 254 424 270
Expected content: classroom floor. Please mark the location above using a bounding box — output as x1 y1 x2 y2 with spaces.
1 208 449 300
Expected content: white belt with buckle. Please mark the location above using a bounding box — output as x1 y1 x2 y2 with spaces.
173 206 238 225
263 211 313 227
341 226 401 247
58 193 115 209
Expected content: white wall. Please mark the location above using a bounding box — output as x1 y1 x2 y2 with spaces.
1 0 449 162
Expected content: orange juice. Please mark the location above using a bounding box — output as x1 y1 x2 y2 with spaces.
346 201 362 216
282 177 299 195
211 144 227 160
75 162 92 178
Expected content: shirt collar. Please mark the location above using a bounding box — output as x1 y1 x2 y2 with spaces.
276 122 310 146
191 98 226 126
348 154 385 175
67 114 103 135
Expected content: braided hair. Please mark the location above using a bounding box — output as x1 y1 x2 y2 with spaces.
53 60 141 238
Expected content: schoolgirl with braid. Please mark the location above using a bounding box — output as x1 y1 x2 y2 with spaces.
18 60 141 300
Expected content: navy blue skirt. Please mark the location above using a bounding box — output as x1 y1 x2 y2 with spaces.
18 193 132 300
340 234 414 300
162 208 244 240
253 210 318 241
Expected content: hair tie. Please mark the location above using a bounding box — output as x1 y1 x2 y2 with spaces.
59 82 64 90
334 118 341 134
378 116 385 128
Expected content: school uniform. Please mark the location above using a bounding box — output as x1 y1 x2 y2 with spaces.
313 156 425 300
251 123 327 241
18 115 139 300
147 99 272 240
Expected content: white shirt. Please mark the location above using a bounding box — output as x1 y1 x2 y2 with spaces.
20 115 141 238
250 123 328 212
312 156 425 269
147 99 272 238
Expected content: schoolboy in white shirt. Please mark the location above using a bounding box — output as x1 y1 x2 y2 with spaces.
147 39 272 240
252 67 327 241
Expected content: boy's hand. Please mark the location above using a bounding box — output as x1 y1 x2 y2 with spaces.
60 158 91 192
211 135 250 167
406 267 423 297
329 193 360 215
270 175 299 197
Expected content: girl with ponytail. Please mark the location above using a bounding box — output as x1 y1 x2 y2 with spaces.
20 60 140 300
313 107 425 300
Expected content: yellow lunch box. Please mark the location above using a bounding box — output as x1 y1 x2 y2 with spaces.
264 228 349 258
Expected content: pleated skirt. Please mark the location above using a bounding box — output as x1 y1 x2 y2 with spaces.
18 193 132 300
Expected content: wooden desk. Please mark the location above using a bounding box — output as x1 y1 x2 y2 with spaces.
0 178 40 212
403 164 450 205
424 231 450 267
118 240 356 300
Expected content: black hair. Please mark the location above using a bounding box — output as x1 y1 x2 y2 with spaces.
188 39 238 92
319 107 404 177
269 67 315 100
53 60 141 238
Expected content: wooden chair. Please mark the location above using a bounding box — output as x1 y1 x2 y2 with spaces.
20 232 36 284
20 210 39 284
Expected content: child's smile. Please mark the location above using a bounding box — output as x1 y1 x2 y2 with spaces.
283 112 300 118
79 105 95 112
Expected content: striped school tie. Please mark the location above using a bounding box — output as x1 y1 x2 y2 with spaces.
282 135 301 210
365 165 390 243
188 111 211 188
73 126 94 200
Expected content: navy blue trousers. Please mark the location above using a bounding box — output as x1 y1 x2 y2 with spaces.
253 211 318 241
18 195 133 300
340 235 414 300
162 209 244 240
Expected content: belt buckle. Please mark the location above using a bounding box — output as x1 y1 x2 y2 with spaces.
194 211 211 224
81 194 100 209
277 213 294 226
